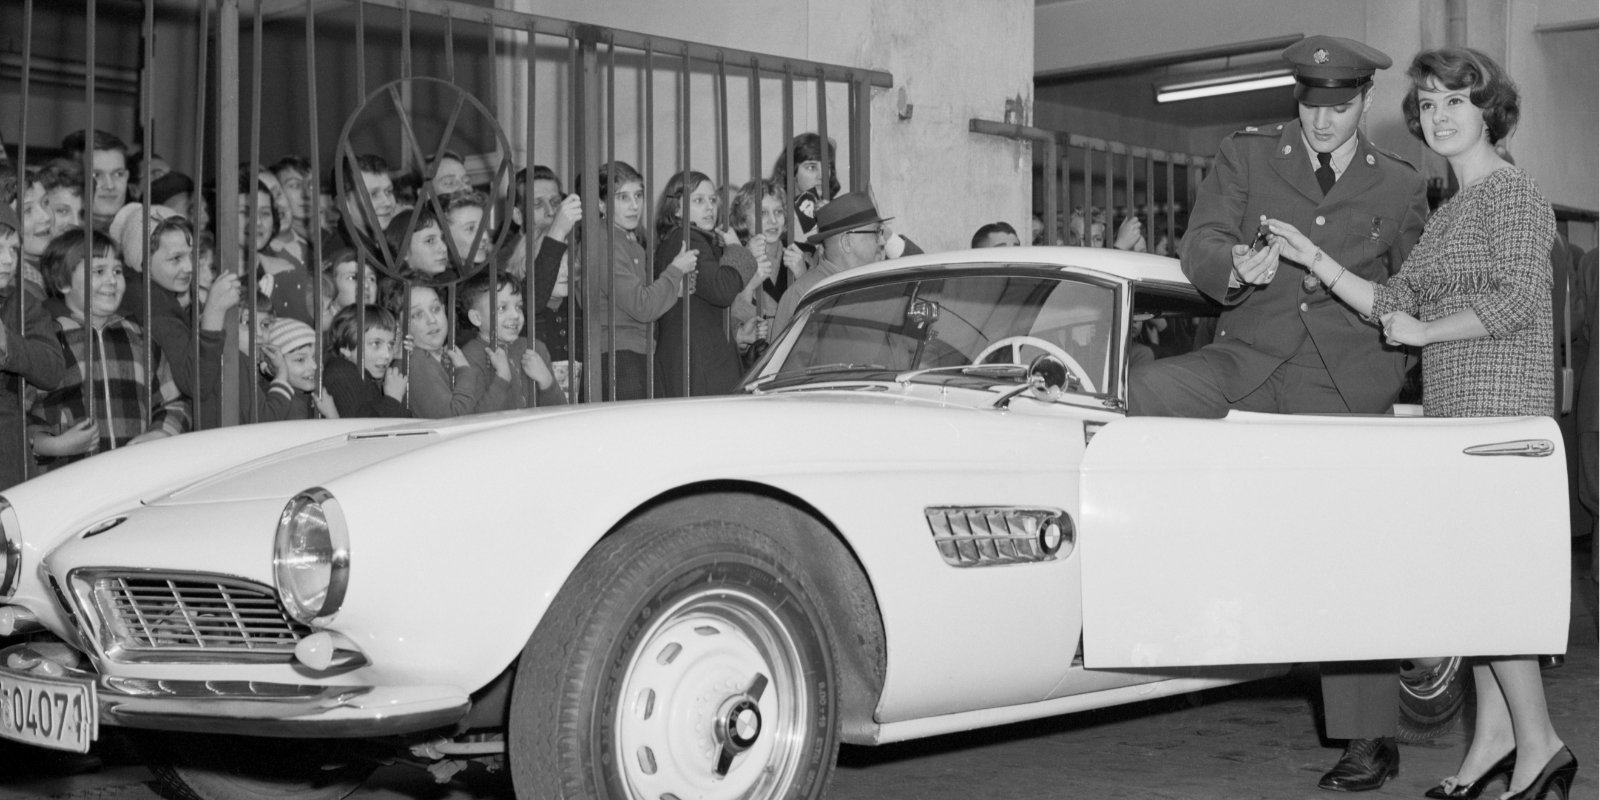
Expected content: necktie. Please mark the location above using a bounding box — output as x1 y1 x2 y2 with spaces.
1315 152 1336 195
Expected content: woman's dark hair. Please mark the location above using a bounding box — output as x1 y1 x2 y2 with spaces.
768 133 840 200
970 221 1019 249
1401 47 1520 145
654 170 714 240
42 228 118 296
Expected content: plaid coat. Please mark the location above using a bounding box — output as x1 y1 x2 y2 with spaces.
28 312 190 472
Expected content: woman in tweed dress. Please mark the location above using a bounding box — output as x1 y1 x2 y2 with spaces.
1268 48 1571 800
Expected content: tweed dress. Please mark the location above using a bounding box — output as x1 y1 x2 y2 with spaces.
1371 167 1555 417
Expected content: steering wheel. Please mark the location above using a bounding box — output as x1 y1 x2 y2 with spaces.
974 336 1096 394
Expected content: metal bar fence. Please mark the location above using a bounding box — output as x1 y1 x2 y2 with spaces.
2 0 889 484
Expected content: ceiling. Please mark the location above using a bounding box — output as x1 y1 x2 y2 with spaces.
1035 44 1301 132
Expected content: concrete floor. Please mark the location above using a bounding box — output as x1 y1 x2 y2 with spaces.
3 552 1595 800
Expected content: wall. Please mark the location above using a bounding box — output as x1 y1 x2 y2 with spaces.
495 0 1035 251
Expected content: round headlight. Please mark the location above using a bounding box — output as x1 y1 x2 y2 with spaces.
273 489 349 624
0 498 19 599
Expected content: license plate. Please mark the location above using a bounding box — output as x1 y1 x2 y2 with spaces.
0 671 96 753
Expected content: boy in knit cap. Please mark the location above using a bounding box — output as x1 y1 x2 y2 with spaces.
260 317 336 421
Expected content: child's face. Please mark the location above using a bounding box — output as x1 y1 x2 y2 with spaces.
241 190 274 252
45 187 83 238
91 149 129 218
278 168 311 222
759 194 785 241
687 180 719 232
0 230 18 291
195 245 216 288
241 311 274 355
345 326 396 379
66 251 126 323
332 260 376 309
20 182 53 257
408 286 449 351
472 284 524 346
796 160 822 193
359 171 398 230
529 179 562 237
279 344 319 392
406 221 451 275
608 180 645 232
431 158 469 196
149 229 196 295
447 206 487 265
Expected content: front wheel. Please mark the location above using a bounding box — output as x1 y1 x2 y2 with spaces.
509 520 839 800
1396 655 1468 743
141 732 376 800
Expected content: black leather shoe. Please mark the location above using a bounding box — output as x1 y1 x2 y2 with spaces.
1424 749 1515 799
1318 737 1400 792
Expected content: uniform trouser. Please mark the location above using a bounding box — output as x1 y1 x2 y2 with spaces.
1129 344 1398 739
1127 346 1351 417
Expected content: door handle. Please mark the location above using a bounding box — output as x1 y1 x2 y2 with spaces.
1463 439 1555 457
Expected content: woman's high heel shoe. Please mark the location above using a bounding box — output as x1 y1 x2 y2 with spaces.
1424 750 1516 799
1504 746 1578 800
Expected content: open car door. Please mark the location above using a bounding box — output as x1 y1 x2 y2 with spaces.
1078 412 1569 669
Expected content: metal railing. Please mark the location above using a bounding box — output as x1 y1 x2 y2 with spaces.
2 0 892 486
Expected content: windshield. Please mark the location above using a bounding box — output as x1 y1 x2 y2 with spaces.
757 273 1117 391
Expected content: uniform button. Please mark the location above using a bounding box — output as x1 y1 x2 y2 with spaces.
1314 216 1326 226
1300 302 1310 312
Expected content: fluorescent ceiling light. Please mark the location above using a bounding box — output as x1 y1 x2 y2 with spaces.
1154 69 1295 103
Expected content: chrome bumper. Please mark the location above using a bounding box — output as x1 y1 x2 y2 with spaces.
1 643 469 738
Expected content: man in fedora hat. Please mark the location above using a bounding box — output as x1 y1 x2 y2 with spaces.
771 192 919 333
1128 35 1431 792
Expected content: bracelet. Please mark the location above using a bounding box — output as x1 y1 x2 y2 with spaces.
1330 264 1347 289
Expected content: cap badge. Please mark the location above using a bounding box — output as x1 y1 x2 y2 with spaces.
1313 48 1330 64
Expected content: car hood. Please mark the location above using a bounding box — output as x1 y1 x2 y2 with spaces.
148 405 598 505
147 390 972 506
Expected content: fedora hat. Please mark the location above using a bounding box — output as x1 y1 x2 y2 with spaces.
806 191 893 245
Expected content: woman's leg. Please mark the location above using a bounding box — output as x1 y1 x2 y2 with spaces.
1490 656 1565 795
1442 661 1515 789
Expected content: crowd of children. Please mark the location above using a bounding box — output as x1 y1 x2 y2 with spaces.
0 127 851 489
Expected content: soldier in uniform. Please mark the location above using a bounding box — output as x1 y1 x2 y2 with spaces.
1128 36 1429 792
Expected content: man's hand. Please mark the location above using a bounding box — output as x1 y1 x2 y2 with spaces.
1230 239 1282 286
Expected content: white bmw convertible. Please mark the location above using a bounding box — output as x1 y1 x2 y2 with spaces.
0 247 1569 800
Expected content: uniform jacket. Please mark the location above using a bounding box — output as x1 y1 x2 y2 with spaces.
1180 119 1428 413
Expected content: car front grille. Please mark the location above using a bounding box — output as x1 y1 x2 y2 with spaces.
86 572 309 662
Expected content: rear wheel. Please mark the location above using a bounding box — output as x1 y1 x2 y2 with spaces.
1397 656 1468 743
142 732 375 800
509 520 839 800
